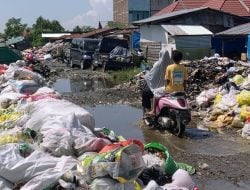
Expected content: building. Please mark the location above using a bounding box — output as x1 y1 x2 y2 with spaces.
113 0 173 24
214 22 250 60
155 0 250 18
133 7 250 60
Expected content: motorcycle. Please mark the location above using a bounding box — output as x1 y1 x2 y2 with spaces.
143 92 191 137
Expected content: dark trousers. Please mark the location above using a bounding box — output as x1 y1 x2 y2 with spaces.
141 86 153 109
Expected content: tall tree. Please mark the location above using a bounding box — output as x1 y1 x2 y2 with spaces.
107 21 126 29
73 25 83 33
30 16 65 46
82 26 95 33
4 18 27 38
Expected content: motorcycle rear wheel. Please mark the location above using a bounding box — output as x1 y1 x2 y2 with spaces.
172 121 185 137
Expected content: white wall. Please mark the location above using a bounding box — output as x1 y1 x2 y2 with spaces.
140 25 168 44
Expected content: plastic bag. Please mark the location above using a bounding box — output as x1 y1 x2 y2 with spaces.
0 128 30 145
231 74 245 85
231 115 244 128
237 90 250 106
89 178 141 190
78 143 145 183
0 144 77 190
9 80 40 94
242 120 250 139
0 108 22 130
213 93 222 105
240 106 250 121
18 98 95 131
144 142 195 176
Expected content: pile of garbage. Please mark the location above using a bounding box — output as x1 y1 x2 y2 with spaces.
193 55 250 139
0 60 197 189
22 40 70 62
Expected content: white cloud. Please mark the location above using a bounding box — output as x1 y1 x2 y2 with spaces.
62 0 112 31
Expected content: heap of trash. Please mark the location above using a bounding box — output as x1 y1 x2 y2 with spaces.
192 54 250 138
130 53 250 139
0 60 197 190
22 40 69 62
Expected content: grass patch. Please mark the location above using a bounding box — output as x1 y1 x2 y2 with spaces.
108 67 141 84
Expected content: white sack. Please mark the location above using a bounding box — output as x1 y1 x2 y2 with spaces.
0 92 24 103
9 80 40 94
4 65 45 85
18 98 95 131
0 144 77 190
0 176 13 190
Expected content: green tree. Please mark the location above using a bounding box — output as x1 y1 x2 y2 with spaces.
72 25 95 33
73 25 83 33
30 16 65 46
82 26 95 33
4 18 27 38
107 21 126 29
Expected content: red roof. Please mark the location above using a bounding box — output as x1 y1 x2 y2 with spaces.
155 0 250 17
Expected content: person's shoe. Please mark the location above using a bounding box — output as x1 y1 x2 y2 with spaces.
145 111 156 116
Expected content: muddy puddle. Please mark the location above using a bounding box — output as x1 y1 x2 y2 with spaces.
52 78 115 93
85 104 250 156
85 104 250 190
195 179 250 190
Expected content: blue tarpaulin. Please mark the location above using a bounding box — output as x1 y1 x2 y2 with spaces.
248 34 250 61
132 31 140 49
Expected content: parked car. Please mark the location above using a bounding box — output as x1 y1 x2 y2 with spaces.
68 38 100 69
91 37 132 71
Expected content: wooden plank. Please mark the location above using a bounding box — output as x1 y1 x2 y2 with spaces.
140 41 161 63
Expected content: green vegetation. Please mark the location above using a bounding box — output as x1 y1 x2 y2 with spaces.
108 67 141 84
73 25 96 33
4 16 65 47
4 18 27 38
30 16 65 46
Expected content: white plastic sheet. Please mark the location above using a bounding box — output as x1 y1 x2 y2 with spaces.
0 144 77 190
18 98 95 131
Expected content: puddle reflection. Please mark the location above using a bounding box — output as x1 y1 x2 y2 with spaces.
53 78 115 93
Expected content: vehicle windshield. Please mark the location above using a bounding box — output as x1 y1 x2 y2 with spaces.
84 41 99 51
99 38 129 53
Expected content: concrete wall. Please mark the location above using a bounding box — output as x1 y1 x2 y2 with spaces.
140 25 168 44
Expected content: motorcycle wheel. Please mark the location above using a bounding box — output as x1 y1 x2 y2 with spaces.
172 119 185 137
80 60 85 70
70 59 74 68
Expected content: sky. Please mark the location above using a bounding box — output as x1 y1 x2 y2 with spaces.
0 0 113 32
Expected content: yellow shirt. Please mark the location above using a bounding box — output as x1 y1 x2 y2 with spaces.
165 63 187 93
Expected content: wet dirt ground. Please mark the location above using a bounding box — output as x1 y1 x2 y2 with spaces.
47 61 250 190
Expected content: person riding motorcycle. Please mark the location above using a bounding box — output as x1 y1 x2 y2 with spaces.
140 48 173 116
145 50 187 117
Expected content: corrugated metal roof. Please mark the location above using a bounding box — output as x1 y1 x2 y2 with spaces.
6 36 25 45
133 7 207 24
216 22 250 35
155 0 250 17
162 25 213 35
154 2 179 16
